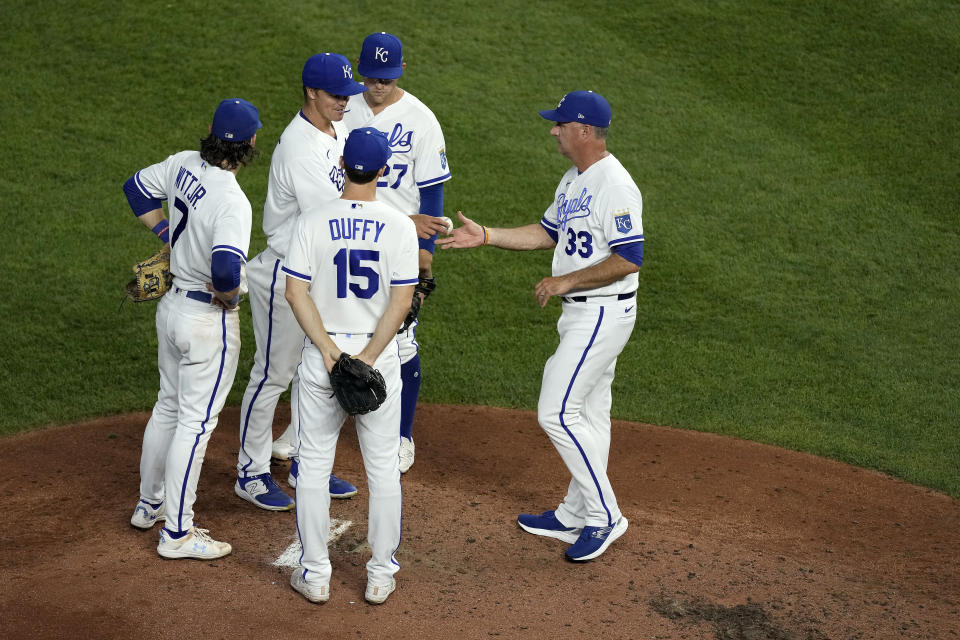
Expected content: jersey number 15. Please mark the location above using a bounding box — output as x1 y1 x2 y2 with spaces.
333 248 380 299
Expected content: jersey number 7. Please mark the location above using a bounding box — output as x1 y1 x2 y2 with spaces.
171 197 190 247
333 248 380 299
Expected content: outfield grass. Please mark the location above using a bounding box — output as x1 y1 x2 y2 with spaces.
1 1 957 495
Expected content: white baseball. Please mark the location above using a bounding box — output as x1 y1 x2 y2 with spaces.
440 216 454 234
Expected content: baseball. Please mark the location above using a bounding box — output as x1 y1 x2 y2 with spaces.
440 216 454 234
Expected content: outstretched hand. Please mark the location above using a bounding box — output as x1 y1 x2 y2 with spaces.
435 211 486 249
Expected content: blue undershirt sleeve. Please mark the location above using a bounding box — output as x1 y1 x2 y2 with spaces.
417 183 444 254
613 241 643 267
211 250 242 292
123 175 163 216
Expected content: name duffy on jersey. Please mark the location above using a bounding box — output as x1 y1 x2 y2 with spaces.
328 217 387 242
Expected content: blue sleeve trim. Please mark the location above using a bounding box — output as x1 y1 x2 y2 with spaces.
613 241 643 267
212 244 248 262
211 250 242 291
540 217 558 230
281 265 311 282
123 174 163 217
419 237 436 254
415 173 451 188
417 183 444 253
392 278 419 286
609 234 644 247
418 183 443 217
540 219 559 244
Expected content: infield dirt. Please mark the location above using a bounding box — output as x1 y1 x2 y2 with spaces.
1 404 957 639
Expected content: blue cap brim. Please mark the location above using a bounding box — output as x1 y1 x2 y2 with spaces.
325 80 368 96
539 109 564 122
358 63 403 80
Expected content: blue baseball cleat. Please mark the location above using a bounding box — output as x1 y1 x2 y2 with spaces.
564 517 628 562
329 473 358 499
517 510 581 544
288 459 358 499
235 473 295 511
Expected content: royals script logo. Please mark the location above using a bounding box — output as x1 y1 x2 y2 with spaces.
556 187 592 231
385 122 413 153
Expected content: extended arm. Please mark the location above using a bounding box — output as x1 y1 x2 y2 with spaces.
435 211 556 251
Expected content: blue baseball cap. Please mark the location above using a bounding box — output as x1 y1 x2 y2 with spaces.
302 53 367 96
211 98 262 141
538 90 612 128
343 127 392 171
358 32 404 79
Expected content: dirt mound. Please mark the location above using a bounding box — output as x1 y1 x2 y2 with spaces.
1 405 957 639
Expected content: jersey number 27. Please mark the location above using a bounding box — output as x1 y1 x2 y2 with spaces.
333 248 380 299
376 163 409 189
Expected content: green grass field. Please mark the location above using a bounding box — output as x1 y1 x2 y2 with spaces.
1 1 957 495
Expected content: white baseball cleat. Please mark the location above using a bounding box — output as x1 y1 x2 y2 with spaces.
130 499 165 529
365 577 396 604
290 570 330 603
398 437 415 474
272 435 296 460
157 527 232 560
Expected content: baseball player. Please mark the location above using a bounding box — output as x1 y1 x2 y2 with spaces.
285 127 418 605
274 32 452 474
437 90 643 562
125 98 261 559
235 53 366 510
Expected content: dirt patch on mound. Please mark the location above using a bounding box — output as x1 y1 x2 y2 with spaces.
0 405 957 639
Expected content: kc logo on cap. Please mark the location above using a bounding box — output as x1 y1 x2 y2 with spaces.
302 53 367 96
358 32 404 80
539 90 612 128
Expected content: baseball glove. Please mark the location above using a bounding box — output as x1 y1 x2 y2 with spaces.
329 353 387 415
125 244 172 303
398 276 437 334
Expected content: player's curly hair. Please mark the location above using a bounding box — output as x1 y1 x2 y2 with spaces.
344 167 380 185
199 134 260 170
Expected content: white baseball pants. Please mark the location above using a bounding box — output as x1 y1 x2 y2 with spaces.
293 336 403 588
237 248 305 477
138 290 241 532
537 298 636 529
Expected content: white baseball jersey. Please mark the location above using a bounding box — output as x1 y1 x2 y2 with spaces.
237 112 348 480
532 152 644 535
132 148 250 538
540 153 643 297
132 150 251 287
342 91 451 215
263 113 349 256
282 199 419 333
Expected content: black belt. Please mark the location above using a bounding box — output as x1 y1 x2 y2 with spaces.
561 291 635 303
175 287 213 304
